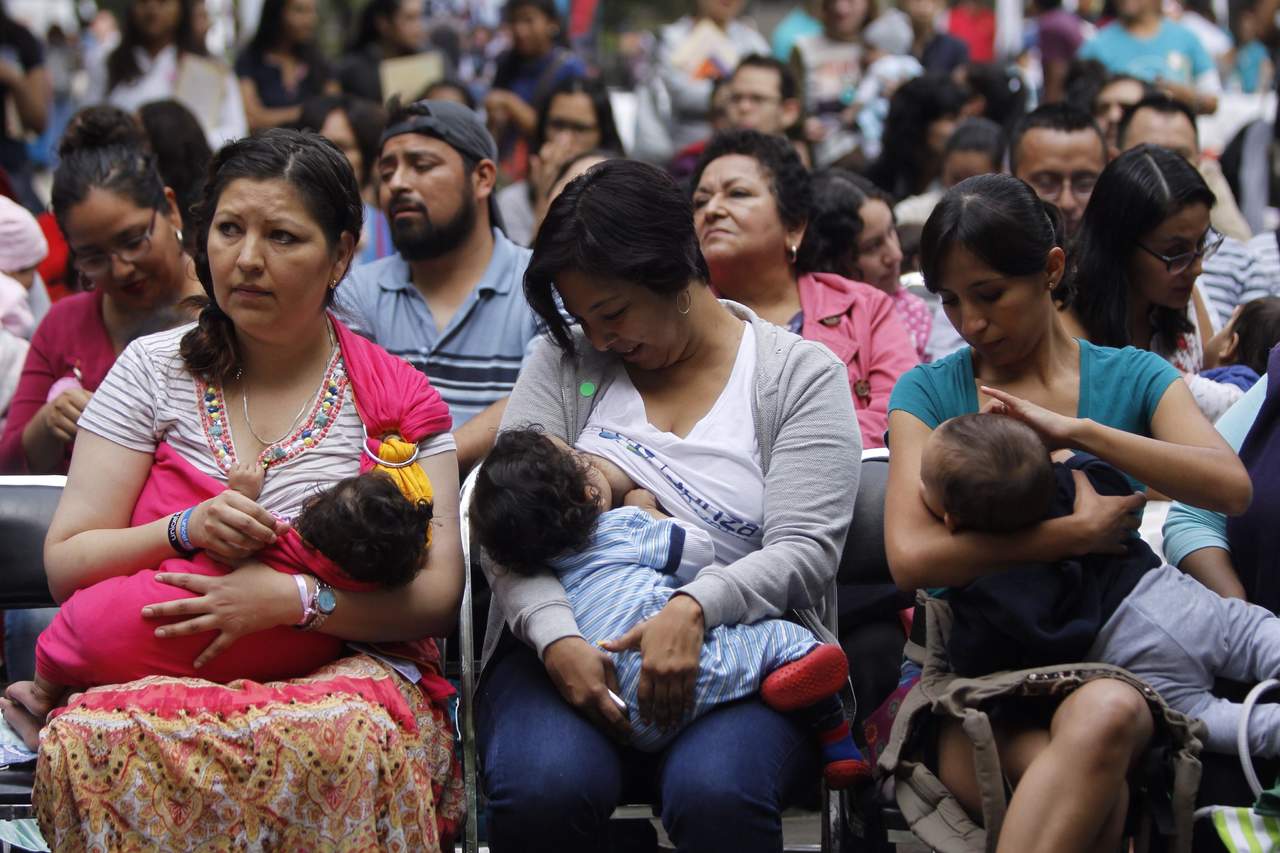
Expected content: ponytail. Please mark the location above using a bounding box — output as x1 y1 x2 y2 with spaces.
179 298 241 384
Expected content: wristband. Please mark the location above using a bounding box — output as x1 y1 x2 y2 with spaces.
166 512 190 555
293 574 313 627
177 507 196 551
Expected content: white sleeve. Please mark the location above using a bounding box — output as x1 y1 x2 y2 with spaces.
672 519 716 576
77 339 164 453
417 432 457 456
1195 67 1223 94
1183 373 1244 424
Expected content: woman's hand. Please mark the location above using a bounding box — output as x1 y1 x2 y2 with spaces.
980 386 1082 450
143 561 300 668
600 594 704 730
1066 470 1145 556
43 388 92 443
543 636 631 740
188 490 284 562
529 135 577 205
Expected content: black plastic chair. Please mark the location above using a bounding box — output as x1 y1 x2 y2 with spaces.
0 475 63 822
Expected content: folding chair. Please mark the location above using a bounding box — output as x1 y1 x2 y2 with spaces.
455 468 855 853
0 475 64 824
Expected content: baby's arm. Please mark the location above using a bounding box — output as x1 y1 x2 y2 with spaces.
226 459 265 501
624 488 666 519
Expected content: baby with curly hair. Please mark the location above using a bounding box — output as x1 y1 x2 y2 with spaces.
2 464 433 750
472 428 870 788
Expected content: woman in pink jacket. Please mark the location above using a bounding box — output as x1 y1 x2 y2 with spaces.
692 129 919 449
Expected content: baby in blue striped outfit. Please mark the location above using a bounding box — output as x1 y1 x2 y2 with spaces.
473 429 870 788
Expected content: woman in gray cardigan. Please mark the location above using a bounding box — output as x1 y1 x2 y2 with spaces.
474 159 861 853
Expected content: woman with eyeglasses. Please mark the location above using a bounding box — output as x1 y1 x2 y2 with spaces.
0 106 201 475
1064 144 1231 421
494 76 624 246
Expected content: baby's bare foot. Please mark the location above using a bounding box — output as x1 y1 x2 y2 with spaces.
227 459 265 500
2 681 58 752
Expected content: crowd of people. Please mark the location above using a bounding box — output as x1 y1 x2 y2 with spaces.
0 0 1279 850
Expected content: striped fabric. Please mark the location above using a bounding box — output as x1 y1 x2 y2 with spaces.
1204 806 1280 852
334 229 540 428
1200 231 1280 329
552 507 820 751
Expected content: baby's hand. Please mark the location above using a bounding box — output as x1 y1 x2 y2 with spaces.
227 459 266 501
624 489 666 519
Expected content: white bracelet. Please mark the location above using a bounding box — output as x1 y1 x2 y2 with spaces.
293 574 313 627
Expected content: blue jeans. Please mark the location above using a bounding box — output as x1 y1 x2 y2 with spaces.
4 608 58 683
476 641 819 853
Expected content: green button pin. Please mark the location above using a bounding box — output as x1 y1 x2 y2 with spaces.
579 381 597 397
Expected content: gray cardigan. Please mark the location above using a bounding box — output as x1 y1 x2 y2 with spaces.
480 302 862 669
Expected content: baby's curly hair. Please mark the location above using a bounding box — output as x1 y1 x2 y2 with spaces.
293 471 433 587
472 429 604 575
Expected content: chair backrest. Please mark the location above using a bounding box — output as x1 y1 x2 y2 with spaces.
0 476 63 610
839 455 891 587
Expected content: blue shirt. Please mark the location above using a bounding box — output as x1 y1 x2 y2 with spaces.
1079 19 1213 85
888 339 1181 489
334 228 540 427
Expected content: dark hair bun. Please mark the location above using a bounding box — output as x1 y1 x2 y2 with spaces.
57 105 148 159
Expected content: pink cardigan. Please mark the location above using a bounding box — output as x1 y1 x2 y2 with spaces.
797 272 919 449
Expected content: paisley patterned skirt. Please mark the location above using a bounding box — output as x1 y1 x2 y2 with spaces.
32 653 463 852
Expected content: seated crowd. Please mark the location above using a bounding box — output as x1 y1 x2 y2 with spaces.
1 0 1280 850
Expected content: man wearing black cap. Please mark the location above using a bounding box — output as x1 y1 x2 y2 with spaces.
337 99 539 472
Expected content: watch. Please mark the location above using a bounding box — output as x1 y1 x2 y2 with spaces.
301 579 337 632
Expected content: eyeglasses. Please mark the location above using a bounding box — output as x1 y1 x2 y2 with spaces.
1027 171 1099 202
73 210 158 279
545 117 598 136
1137 229 1224 275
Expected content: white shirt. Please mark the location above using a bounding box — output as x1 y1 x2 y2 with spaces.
576 323 765 566
87 45 247 149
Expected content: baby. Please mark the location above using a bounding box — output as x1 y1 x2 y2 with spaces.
472 429 871 788
921 413 1280 757
2 463 433 750
1204 297 1280 393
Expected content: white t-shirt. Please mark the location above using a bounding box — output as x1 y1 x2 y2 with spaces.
79 324 454 520
575 322 765 566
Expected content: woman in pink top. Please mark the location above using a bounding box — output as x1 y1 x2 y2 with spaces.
691 129 918 449
0 106 201 474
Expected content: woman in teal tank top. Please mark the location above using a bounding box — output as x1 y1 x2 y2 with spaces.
884 174 1250 852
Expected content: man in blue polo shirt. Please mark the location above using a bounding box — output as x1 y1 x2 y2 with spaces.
336 99 540 472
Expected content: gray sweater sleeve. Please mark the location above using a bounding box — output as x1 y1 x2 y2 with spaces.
678 342 861 630
486 337 583 658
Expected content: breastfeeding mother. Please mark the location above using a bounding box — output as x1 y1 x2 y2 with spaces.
882 174 1249 852
476 159 860 853
31 129 464 849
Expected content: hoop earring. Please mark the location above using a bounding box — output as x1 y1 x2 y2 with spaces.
676 289 692 315
787 244 798 265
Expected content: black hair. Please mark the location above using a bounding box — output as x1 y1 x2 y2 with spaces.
107 0 207 93
472 429 603 575
295 94 386 186
181 129 364 384
691 128 812 232
381 96 480 173
534 76 625 154
926 413 1055 533
866 74 969 200
945 116 1007 170
1063 58 1112 115
419 79 477 110
796 168 892 278
137 100 213 248
732 54 800 102
294 472 433 587
51 105 166 235
963 63 1028 130
1068 144 1214 349
1230 297 1280 375
349 0 401 52
921 173 1069 302
1009 103 1107 173
526 159 709 353
550 148 622 186
1116 92 1199 150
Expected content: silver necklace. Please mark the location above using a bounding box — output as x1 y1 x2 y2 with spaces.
238 322 337 448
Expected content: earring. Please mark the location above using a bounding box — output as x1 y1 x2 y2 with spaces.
175 228 184 246
329 278 339 290
676 289 692 315
787 244 798 265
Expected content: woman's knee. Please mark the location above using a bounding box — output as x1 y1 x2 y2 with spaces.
1054 680 1154 763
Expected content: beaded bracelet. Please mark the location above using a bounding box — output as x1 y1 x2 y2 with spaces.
177 507 196 552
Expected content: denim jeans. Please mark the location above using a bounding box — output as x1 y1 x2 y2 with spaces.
4 608 58 682
476 641 819 853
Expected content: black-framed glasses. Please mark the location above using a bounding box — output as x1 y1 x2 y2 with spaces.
72 210 158 279
545 117 598 135
1027 171 1099 202
1137 229 1224 275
